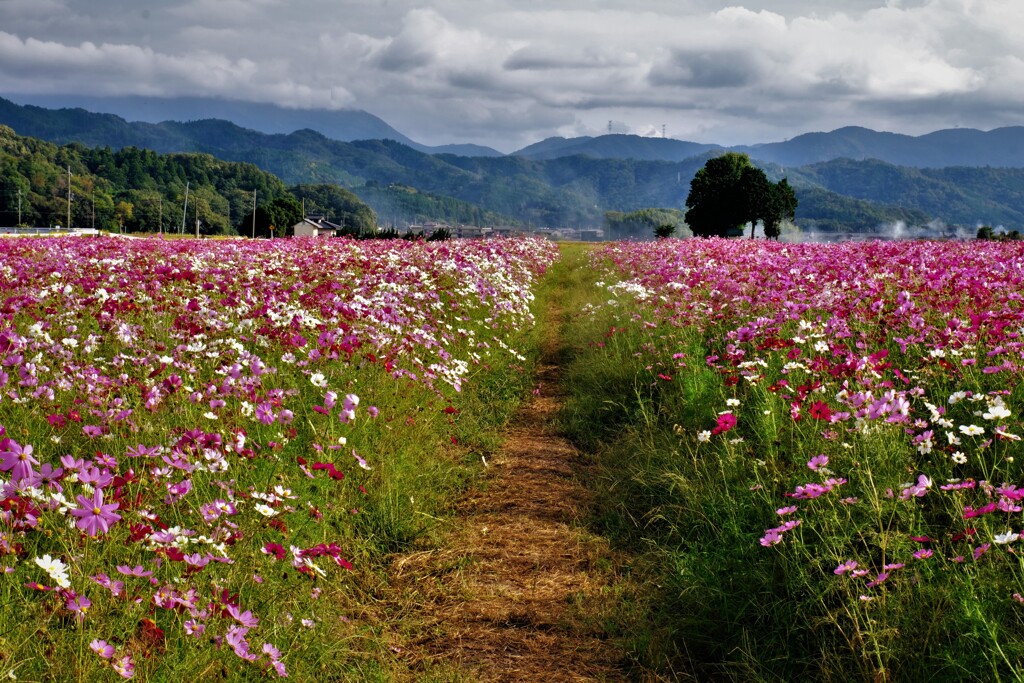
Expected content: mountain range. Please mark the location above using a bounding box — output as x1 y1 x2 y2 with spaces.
2 95 1024 232
514 126 1024 169
2 95 504 158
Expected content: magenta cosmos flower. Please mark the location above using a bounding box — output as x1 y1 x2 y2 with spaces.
71 488 122 537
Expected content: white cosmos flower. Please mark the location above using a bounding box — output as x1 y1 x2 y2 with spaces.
959 424 985 436
309 373 327 388
253 504 278 517
34 555 71 588
994 531 1020 545
983 405 1012 421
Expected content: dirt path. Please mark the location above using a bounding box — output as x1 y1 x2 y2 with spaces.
391 300 628 682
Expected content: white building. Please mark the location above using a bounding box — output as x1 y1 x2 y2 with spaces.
292 215 341 238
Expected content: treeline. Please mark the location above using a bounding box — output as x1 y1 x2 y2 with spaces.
355 182 519 228
0 126 376 235
790 159 1024 227
604 208 687 240
793 186 932 233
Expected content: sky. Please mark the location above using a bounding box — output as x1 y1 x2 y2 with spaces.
1 0 1022 152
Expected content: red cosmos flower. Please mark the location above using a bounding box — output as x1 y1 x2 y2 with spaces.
711 412 737 435
262 543 286 560
808 401 832 421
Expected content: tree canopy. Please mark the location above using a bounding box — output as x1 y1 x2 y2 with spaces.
685 152 797 238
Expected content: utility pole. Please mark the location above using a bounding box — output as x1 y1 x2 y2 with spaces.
195 201 200 239
251 190 256 239
66 166 71 230
180 182 190 234
91 196 95 231
16 188 21 226
158 197 163 235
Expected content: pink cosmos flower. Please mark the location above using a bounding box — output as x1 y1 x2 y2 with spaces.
184 619 206 638
183 553 210 569
112 654 134 679
834 560 858 575
90 639 115 659
806 454 829 471
255 403 276 425
70 488 122 537
225 625 259 662
116 565 153 577
227 604 259 628
0 439 39 482
66 593 91 620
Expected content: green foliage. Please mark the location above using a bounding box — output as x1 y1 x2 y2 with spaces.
605 208 687 240
653 223 676 239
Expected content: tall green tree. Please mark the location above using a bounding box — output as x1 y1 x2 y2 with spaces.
685 153 797 238
739 165 771 239
763 178 798 240
685 152 753 237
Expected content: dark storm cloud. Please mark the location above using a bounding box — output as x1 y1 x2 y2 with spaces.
648 49 764 89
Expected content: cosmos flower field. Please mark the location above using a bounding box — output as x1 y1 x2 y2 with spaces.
0 236 556 680
570 238 1024 680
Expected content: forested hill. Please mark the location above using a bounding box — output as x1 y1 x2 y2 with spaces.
3 97 1024 231
0 125 375 234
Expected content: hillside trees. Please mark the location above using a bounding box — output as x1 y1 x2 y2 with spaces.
0 126 374 235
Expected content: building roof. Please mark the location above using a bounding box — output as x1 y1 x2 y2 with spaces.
294 216 342 230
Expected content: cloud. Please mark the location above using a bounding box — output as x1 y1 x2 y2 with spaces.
0 31 352 108
0 1 1023 149
649 49 766 88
